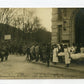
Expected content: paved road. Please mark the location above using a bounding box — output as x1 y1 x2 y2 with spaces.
0 55 84 79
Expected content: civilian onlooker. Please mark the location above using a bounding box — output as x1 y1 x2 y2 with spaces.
57 44 61 53
70 43 76 54
75 44 81 53
57 44 64 53
64 45 71 67
60 44 64 52
53 44 59 64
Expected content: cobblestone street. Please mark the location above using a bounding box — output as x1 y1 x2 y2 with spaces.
0 55 84 79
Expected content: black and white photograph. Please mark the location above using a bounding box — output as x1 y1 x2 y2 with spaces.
0 8 84 79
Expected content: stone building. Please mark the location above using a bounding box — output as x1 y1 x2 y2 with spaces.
52 8 84 46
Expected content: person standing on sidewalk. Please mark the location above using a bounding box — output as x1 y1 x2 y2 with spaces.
64 45 71 67
53 44 59 64
35 44 40 62
70 43 76 54
30 44 35 60
39 46 43 61
46 43 51 67
26 47 30 62
41 44 47 62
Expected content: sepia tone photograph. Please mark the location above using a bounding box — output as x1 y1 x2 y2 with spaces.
0 8 84 79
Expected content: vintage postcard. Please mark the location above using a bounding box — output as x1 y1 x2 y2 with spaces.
0 8 84 79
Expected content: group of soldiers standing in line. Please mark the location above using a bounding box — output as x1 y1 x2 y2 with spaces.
26 43 51 67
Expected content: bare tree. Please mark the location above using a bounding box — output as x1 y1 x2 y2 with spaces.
0 8 42 32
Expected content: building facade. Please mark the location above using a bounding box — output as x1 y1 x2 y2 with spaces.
52 8 84 46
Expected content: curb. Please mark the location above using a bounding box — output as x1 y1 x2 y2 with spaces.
31 61 84 73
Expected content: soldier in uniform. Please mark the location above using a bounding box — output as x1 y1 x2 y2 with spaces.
26 47 30 62
30 44 35 60
46 43 51 67
35 44 40 62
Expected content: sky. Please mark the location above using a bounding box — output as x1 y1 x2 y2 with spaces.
36 8 52 32
0 8 52 32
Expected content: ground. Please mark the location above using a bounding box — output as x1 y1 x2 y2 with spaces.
0 55 84 79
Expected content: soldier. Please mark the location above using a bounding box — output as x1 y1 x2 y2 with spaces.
35 44 40 62
30 44 35 60
39 46 43 61
26 47 30 62
41 44 47 62
46 43 51 67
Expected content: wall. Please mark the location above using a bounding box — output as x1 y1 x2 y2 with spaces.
51 8 78 45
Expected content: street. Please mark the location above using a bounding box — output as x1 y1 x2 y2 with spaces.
0 54 84 79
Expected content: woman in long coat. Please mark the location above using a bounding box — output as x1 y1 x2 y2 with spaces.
64 47 71 67
53 45 59 63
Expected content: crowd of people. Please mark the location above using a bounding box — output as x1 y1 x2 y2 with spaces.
25 42 81 67
1 41 82 67
52 43 82 67
26 43 51 67
25 42 83 67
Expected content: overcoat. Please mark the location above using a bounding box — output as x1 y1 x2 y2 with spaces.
64 48 71 64
53 48 59 62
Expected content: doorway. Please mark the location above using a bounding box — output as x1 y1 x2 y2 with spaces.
75 9 84 47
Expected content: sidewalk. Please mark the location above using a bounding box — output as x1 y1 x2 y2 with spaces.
32 60 84 73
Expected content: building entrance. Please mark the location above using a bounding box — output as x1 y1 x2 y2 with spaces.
75 9 84 46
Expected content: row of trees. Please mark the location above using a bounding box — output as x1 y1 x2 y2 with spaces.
0 8 51 50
